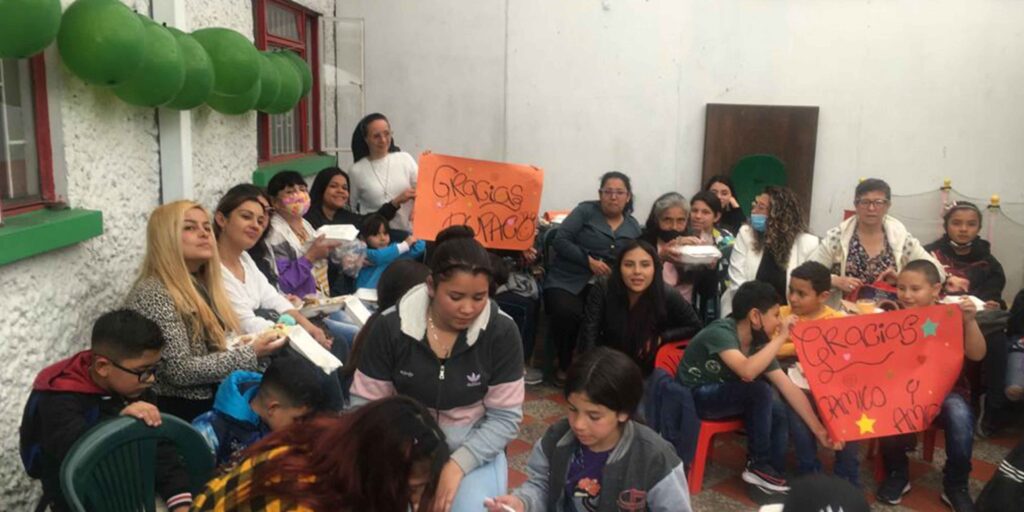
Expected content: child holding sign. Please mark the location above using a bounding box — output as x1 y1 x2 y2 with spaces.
876 260 986 510
355 214 426 289
677 281 842 494
778 261 861 486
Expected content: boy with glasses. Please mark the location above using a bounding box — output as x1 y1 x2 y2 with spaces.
20 309 192 511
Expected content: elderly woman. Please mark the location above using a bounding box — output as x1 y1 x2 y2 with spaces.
640 192 691 297
810 178 944 305
545 172 642 379
721 186 819 316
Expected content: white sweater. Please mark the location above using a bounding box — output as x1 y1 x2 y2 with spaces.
221 252 296 334
349 151 418 232
721 225 820 317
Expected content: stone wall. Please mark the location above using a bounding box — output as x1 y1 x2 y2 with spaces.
0 0 335 506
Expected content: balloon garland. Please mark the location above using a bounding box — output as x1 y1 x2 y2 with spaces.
0 0 62 59
4 0 312 114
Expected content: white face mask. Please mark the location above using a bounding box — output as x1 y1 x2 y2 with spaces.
949 238 974 249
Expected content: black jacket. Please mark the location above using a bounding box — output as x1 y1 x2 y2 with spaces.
718 207 747 237
577 278 703 374
977 438 1024 511
1008 289 1024 337
925 236 1006 306
304 202 398 230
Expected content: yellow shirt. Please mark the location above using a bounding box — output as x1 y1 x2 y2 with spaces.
777 305 845 358
191 446 317 512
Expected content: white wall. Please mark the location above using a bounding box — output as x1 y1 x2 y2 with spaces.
339 0 507 168
338 0 1024 236
0 0 334 506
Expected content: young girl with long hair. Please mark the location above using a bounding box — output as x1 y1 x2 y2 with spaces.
192 395 449 511
576 240 702 376
125 201 285 421
704 174 746 235
214 184 331 345
350 226 524 512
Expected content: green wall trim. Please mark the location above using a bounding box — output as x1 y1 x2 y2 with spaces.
252 154 338 187
0 208 104 266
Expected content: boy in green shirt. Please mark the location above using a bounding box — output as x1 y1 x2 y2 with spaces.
677 281 841 494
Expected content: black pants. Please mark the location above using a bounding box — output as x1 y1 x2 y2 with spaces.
983 329 1011 416
544 286 589 372
496 291 540 365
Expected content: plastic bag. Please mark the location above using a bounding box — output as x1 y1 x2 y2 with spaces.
331 239 368 278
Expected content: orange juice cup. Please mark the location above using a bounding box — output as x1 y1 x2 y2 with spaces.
856 299 877 314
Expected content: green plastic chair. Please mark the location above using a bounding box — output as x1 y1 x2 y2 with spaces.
729 154 787 217
60 414 215 512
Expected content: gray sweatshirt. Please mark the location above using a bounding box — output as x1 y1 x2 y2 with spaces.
513 418 692 512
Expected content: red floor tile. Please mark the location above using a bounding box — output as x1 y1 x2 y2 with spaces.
709 475 757 507
909 459 933 480
988 434 1021 449
970 458 997 482
898 486 947 512
508 469 528 489
507 439 533 457
543 414 562 425
524 389 552 402
547 393 568 406
708 439 748 471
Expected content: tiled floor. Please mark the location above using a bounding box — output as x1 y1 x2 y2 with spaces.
512 382 1021 511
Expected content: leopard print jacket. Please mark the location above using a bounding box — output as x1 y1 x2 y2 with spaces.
124 277 259 400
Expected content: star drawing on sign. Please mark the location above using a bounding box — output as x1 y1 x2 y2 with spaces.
921 318 939 337
855 413 876 435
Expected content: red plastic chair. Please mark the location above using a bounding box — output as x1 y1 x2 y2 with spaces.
653 339 688 376
688 417 746 494
653 341 746 494
870 427 940 482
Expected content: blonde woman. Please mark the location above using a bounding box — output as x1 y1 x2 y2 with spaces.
125 201 286 421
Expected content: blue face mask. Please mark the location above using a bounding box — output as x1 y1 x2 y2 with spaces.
751 213 767 232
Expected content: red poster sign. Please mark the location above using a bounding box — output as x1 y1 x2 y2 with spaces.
412 153 544 251
790 305 964 442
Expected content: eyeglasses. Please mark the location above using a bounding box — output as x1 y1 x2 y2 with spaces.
105 357 161 382
855 199 890 209
600 189 629 198
751 201 770 212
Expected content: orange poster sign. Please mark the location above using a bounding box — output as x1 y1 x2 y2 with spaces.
790 305 964 442
412 153 544 251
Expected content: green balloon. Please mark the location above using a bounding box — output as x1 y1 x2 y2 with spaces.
58 0 145 86
164 27 214 110
113 20 185 107
254 52 282 111
261 52 302 114
191 27 260 96
207 78 260 115
280 50 312 97
0 0 62 58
